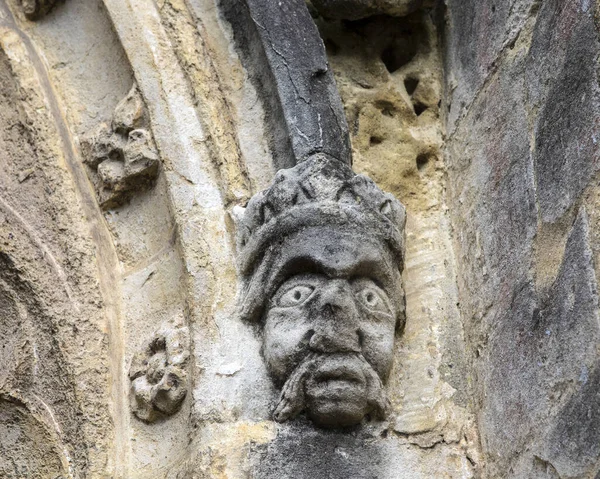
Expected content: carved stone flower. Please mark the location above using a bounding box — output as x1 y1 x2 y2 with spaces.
129 327 190 423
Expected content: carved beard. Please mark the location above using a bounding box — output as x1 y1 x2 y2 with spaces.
272 352 391 427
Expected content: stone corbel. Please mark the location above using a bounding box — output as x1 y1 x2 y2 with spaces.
225 0 408 429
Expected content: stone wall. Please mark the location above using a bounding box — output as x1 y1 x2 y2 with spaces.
0 0 598 477
444 0 600 477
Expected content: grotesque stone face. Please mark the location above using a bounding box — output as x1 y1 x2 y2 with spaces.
264 269 396 427
237 155 406 428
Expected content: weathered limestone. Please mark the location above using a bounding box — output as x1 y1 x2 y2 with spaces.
0 9 116 475
129 326 190 423
2 0 597 476
19 0 57 19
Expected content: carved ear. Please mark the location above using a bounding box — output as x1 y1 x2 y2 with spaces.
380 199 392 215
261 202 275 223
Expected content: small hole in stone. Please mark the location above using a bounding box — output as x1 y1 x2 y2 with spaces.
357 329 365 347
414 101 427 116
416 153 430 171
491 4 496 12
325 39 340 56
404 76 419 96
375 100 396 117
370 136 383 146
294 290 302 300
381 44 415 74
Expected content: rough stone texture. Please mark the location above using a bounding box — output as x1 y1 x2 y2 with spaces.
445 0 600 476
3 0 597 475
444 0 538 131
129 325 190 423
220 0 352 169
0 7 116 475
527 0 600 223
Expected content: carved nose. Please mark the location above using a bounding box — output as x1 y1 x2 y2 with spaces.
309 328 361 353
308 282 361 353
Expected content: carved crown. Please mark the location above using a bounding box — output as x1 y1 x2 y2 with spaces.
237 155 406 277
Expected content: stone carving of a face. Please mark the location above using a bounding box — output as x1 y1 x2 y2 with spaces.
237 156 406 429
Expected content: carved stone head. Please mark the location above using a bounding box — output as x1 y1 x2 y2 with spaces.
237 155 406 428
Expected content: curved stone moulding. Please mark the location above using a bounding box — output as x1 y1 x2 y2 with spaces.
0 257 81 479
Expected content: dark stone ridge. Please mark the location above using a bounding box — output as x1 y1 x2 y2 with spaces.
527 0 600 223
310 0 432 20
219 0 352 169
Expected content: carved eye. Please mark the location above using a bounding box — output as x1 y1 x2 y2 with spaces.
356 288 389 313
277 285 315 307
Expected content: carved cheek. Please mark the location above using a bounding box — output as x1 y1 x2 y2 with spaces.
263 307 312 381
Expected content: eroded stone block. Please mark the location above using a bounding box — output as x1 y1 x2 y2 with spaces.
20 0 59 20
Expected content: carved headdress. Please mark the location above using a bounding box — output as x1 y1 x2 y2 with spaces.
237 155 407 327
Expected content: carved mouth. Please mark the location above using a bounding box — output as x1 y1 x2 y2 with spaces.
311 360 366 387
314 370 363 385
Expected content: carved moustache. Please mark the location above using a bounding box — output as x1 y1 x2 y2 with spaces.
272 351 391 423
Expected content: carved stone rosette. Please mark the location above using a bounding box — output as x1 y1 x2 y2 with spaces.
237 155 406 428
81 85 160 209
129 326 190 423
20 0 58 20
